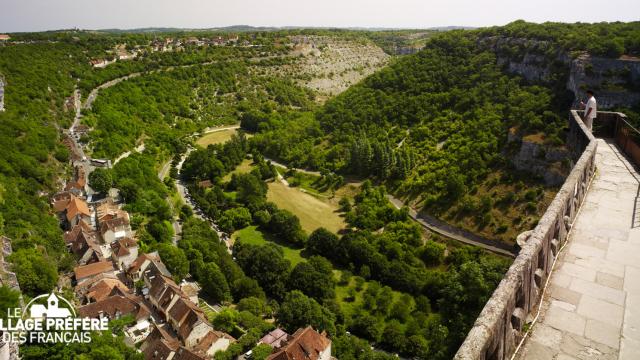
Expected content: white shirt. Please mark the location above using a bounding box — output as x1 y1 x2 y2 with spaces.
584 96 597 120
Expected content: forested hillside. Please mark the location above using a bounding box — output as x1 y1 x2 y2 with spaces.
250 30 563 242
249 22 640 242
0 42 85 295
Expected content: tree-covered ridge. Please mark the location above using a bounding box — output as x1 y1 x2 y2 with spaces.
0 42 89 296
478 20 640 58
85 62 244 158
319 30 563 199
84 52 318 160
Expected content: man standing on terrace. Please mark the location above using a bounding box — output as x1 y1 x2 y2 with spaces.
580 90 597 131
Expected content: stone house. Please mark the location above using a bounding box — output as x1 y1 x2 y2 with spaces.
83 277 130 303
127 252 171 283
74 260 115 285
267 327 332 360
64 220 103 265
78 293 150 323
110 237 138 270
53 193 92 229
99 216 131 244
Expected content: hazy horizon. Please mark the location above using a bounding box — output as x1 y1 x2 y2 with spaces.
1 0 639 33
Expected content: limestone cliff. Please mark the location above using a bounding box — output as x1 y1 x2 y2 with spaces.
479 36 638 185
507 128 571 186
478 36 640 108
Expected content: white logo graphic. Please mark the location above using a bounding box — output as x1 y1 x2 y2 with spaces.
28 293 73 318
0 292 108 344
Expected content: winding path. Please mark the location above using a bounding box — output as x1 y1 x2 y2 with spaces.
386 195 517 258
259 154 517 257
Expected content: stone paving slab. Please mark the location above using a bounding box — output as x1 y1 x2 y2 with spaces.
518 140 640 360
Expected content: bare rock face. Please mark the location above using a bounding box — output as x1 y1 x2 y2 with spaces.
479 36 640 109
510 133 571 186
567 54 640 109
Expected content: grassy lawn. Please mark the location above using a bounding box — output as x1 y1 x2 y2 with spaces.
226 161 347 234
222 159 254 182
280 167 362 209
232 226 305 266
267 180 345 234
284 170 331 196
230 225 264 246
196 128 238 147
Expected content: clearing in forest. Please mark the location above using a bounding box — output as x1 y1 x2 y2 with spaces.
231 225 305 266
196 128 238 147
267 180 345 234
222 159 254 182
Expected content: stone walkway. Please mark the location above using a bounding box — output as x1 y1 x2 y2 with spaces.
518 139 640 360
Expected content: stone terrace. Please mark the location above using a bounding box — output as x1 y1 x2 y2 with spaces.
517 139 640 360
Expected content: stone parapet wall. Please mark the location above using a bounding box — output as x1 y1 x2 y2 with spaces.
454 110 604 360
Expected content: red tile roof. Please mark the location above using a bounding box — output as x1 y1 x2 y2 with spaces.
86 278 130 303
128 253 160 275
74 261 114 281
78 294 150 321
177 310 205 341
66 196 91 222
99 216 129 235
260 328 289 348
143 338 178 360
267 327 331 360
174 346 207 360
145 323 180 349
193 329 236 355
168 297 196 325
111 237 137 257
52 192 73 212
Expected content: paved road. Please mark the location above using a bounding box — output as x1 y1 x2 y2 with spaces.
264 157 321 176
174 146 232 253
264 153 515 257
84 73 142 110
386 195 517 258
518 139 640 360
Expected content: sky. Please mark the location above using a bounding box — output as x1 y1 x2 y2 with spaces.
1 0 639 33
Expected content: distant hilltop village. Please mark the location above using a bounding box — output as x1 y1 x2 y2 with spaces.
89 34 244 68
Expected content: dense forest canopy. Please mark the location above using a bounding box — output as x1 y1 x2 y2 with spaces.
478 20 640 57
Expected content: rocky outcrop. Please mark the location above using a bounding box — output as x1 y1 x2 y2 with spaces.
478 36 565 82
567 54 640 108
479 36 640 109
508 129 571 186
